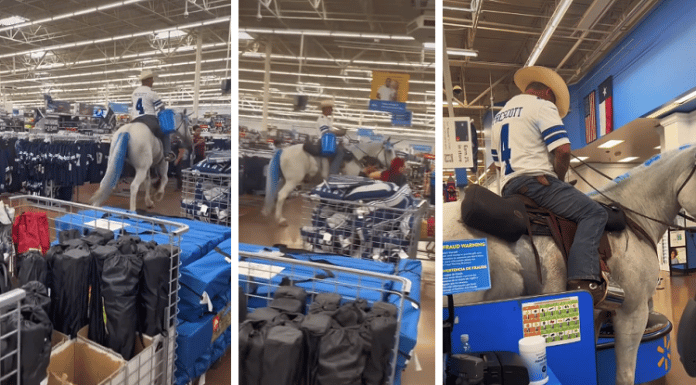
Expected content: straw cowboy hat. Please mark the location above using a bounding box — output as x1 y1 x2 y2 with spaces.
139 69 156 81
320 99 334 108
514 66 570 118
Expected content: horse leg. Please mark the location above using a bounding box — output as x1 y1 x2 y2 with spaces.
274 179 299 227
153 161 168 201
129 168 148 212
143 169 155 209
612 303 650 385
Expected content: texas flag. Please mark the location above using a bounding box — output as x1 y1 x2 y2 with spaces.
598 76 613 136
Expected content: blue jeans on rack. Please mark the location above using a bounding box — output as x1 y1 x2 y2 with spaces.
502 175 608 282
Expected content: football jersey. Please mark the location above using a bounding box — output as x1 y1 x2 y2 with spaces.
316 115 333 136
131 85 164 119
491 94 570 188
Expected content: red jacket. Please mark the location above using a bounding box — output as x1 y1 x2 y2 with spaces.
13 212 50 254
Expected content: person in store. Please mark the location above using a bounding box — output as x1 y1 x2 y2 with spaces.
380 157 408 187
358 156 383 178
131 69 175 162
491 66 618 306
192 125 206 164
376 78 394 101
316 99 347 175
171 137 190 192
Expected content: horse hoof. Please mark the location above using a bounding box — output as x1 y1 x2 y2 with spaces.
278 219 288 227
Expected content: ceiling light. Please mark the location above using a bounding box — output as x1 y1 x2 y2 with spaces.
446 49 478 57
676 89 696 104
154 30 187 40
618 156 639 163
239 32 253 40
525 0 573 66
0 16 28 26
570 156 588 163
423 42 436 50
597 140 624 149
29 51 52 59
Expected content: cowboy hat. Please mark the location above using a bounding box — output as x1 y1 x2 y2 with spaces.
514 66 570 118
320 99 334 108
139 69 156 81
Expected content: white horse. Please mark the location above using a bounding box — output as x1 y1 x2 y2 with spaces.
90 110 192 212
261 140 396 226
445 145 696 385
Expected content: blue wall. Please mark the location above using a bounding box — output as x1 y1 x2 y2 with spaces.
565 0 696 149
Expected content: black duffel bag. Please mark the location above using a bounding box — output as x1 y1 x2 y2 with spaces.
461 183 529 243
17 250 48 287
362 302 398 385
20 304 52 385
21 281 51 317
139 245 172 336
101 253 143 360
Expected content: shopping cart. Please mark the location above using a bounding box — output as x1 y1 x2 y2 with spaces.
180 169 231 226
301 194 429 262
0 289 24 385
239 249 411 385
8 196 188 385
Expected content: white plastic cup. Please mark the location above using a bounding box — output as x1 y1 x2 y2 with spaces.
518 336 549 385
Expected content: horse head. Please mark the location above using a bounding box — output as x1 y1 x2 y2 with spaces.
676 147 696 215
173 109 193 148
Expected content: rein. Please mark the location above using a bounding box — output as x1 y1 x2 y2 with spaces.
570 154 696 248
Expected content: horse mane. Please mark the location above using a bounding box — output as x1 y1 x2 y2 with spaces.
595 144 695 196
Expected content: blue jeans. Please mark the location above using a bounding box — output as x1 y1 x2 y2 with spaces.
502 175 608 282
329 145 345 175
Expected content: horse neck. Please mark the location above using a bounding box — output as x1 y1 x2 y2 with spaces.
605 156 689 242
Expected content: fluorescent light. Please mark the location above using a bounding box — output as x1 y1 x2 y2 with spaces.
423 42 436 50
239 32 254 40
154 30 187 39
525 0 572 66
446 49 478 57
0 16 28 26
618 156 639 163
597 140 624 149
29 51 52 59
676 89 696 104
570 156 588 163
654 145 661 150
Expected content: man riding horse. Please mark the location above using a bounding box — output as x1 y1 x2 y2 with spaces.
315 99 346 175
491 66 622 307
131 69 175 163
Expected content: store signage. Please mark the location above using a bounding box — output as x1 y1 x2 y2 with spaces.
411 144 432 153
391 110 412 126
368 71 409 113
443 238 490 294
443 117 474 169
357 128 375 137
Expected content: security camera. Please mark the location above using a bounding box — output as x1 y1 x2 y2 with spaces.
453 85 463 95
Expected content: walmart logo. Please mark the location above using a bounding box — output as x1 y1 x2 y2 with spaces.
657 335 671 372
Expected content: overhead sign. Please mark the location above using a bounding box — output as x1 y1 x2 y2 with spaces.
443 238 490 295
368 71 409 113
411 144 432 153
443 117 474 169
391 110 412 126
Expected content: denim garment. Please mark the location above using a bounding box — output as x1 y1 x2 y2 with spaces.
329 145 346 175
502 175 608 281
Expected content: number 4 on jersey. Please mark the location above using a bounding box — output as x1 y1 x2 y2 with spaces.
136 98 144 115
500 123 514 175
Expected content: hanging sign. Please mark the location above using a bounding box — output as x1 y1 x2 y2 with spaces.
369 71 410 113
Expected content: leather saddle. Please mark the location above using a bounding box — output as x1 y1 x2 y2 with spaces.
301 141 355 162
460 184 627 276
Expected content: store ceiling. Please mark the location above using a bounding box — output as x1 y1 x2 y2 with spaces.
445 0 664 171
238 0 436 139
0 0 230 113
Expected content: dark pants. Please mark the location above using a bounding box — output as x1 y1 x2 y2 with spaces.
133 115 171 156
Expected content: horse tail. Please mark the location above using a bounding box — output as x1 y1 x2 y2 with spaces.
89 131 130 207
262 149 283 216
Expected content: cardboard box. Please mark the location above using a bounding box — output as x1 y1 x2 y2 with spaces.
76 326 161 385
47 339 125 385
52 330 69 350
